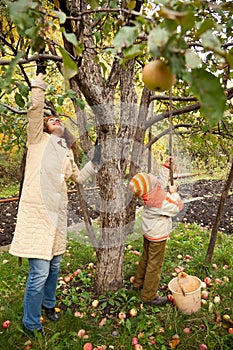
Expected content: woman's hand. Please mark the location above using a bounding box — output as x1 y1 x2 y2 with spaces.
35 73 44 81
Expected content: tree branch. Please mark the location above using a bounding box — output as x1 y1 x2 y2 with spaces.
145 102 200 129
0 54 62 66
145 123 194 149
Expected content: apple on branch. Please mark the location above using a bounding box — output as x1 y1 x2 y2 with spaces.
142 60 176 92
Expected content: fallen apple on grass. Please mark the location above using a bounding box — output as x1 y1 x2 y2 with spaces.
92 299 99 308
167 294 175 304
183 327 191 334
204 277 212 286
134 344 143 350
201 299 207 306
118 312 127 320
131 337 138 345
64 275 72 283
73 268 82 276
201 290 209 299
83 343 93 350
77 329 86 338
132 250 140 256
212 263 218 270
130 276 135 284
223 314 231 321
213 295 221 304
2 320 10 329
129 308 138 317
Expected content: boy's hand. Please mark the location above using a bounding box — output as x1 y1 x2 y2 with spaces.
169 184 177 193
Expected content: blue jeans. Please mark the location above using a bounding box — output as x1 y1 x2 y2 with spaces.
23 255 62 331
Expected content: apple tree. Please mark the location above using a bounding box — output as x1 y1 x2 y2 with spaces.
0 0 232 292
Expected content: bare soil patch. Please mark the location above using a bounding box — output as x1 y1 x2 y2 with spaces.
0 179 232 247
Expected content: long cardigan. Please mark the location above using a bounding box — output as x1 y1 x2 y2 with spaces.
9 78 96 260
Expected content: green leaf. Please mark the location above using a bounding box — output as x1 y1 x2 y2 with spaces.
226 50 233 68
185 69 226 126
185 50 202 68
148 28 169 56
125 318 131 333
59 47 78 90
8 0 39 37
75 98 85 110
200 31 224 53
180 11 195 33
197 19 215 37
15 93 25 108
18 83 30 98
122 44 144 61
5 51 25 87
53 10 67 24
63 31 79 48
113 26 138 52
87 0 99 9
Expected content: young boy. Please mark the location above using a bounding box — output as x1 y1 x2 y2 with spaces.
129 161 183 305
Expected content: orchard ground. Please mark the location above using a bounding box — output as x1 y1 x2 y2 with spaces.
0 178 232 350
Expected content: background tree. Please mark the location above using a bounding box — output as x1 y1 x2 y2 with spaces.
0 0 232 293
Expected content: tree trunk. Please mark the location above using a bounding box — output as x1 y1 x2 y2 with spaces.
206 160 233 263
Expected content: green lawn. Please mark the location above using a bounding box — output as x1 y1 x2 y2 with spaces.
0 221 232 350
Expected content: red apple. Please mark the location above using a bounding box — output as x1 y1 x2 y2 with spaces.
215 278 222 284
2 320 10 329
134 344 143 350
64 276 71 283
204 277 212 286
199 344 208 350
201 290 209 299
77 329 86 338
183 327 191 334
118 312 126 320
201 299 207 306
132 250 140 256
83 343 93 350
131 337 138 345
228 328 233 334
212 263 218 270
167 294 175 304
73 268 82 276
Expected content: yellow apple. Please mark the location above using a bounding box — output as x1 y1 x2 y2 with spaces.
142 60 176 92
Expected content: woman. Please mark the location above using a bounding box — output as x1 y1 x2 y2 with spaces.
9 72 99 334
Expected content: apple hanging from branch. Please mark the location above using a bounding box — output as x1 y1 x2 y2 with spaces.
142 60 176 92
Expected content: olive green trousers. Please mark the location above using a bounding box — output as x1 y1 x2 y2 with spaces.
134 237 167 302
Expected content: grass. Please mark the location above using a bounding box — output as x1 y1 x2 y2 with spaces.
0 219 232 350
